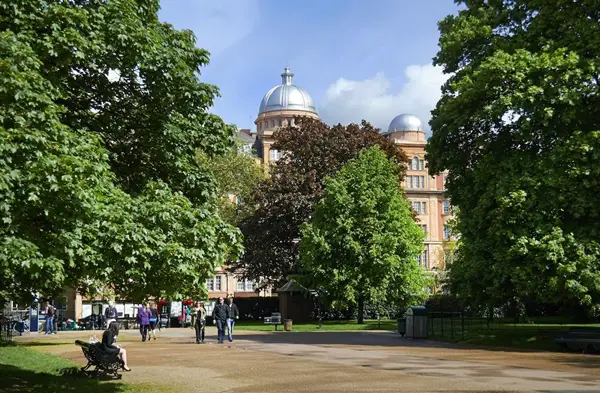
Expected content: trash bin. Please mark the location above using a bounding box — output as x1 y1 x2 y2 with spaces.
405 306 428 339
284 319 293 331
397 317 406 336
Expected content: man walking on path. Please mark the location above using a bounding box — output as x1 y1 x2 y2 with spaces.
226 297 239 342
212 297 228 344
45 302 55 335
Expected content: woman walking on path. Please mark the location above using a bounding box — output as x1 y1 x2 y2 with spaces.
137 303 151 342
148 303 159 340
194 301 206 344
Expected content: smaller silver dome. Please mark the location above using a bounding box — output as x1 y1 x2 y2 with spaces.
387 113 424 133
258 67 318 115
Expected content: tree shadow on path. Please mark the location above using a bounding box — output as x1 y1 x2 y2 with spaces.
0 365 130 393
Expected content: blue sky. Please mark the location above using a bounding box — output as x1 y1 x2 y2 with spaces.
159 0 459 133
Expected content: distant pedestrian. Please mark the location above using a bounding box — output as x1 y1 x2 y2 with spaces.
104 301 118 328
211 297 228 344
137 303 150 342
148 303 159 340
45 302 56 335
226 297 239 342
194 301 206 344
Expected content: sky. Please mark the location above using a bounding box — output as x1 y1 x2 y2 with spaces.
158 0 460 134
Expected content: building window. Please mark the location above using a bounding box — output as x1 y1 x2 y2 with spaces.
236 279 254 292
419 159 425 170
270 149 280 162
421 224 428 234
412 156 419 170
443 224 451 240
411 201 427 214
271 120 275 127
206 276 222 292
416 249 428 267
406 175 411 187
412 176 419 188
265 121 269 129
419 176 425 188
443 200 451 215
278 119 282 126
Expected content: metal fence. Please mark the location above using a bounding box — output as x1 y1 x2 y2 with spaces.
428 311 507 339
0 316 14 342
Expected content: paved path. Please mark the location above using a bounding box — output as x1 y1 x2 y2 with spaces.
17 328 600 392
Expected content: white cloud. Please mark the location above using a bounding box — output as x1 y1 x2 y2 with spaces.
319 64 449 134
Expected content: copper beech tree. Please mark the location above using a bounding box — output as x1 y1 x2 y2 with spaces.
233 118 408 290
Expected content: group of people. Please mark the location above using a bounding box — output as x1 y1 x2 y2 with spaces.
95 296 241 374
192 296 239 344
136 303 160 342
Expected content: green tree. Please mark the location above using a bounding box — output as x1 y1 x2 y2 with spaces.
197 138 266 226
235 118 408 290
301 147 429 323
426 1 600 317
0 0 240 303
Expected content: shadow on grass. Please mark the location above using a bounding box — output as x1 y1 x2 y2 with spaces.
18 341 73 347
0 365 129 393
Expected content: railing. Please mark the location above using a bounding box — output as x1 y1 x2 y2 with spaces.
0 316 14 342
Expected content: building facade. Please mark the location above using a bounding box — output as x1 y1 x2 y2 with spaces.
239 67 454 272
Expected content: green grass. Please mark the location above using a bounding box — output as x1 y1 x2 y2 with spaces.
427 317 600 351
234 319 397 332
0 345 140 393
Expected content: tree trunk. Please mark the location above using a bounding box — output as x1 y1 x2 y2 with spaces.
357 294 365 324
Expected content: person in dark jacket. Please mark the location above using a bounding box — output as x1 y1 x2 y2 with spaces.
211 297 228 344
104 301 118 328
226 297 239 342
100 321 131 371
148 303 159 341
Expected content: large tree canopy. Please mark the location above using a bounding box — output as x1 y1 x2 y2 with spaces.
234 118 407 290
301 147 429 323
0 0 241 303
426 0 600 316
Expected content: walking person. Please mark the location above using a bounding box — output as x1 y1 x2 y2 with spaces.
104 301 118 328
226 297 239 342
137 303 150 342
194 301 206 344
148 303 159 341
211 297 228 344
44 302 55 335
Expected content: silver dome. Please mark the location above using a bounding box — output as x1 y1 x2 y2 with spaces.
387 113 424 133
258 67 318 115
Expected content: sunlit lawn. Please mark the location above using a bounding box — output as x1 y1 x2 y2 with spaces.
234 319 397 332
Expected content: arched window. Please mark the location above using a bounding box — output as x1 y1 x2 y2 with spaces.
412 156 419 170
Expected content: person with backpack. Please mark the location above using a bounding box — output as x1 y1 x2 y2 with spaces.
104 301 118 328
45 302 55 335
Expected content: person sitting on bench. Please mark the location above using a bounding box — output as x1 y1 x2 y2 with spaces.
100 321 131 372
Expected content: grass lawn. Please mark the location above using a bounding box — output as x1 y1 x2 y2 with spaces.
427 317 600 351
0 344 141 393
234 319 397 332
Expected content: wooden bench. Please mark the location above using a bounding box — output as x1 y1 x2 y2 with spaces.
555 327 600 354
75 340 124 378
264 313 282 331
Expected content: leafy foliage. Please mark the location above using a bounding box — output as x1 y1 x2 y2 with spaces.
234 118 407 289
0 0 241 303
426 0 600 317
196 138 266 226
300 147 429 323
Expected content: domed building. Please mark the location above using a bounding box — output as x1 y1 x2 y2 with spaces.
381 113 453 274
254 67 320 164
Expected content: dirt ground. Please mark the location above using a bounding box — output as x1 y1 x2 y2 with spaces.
16 328 600 392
